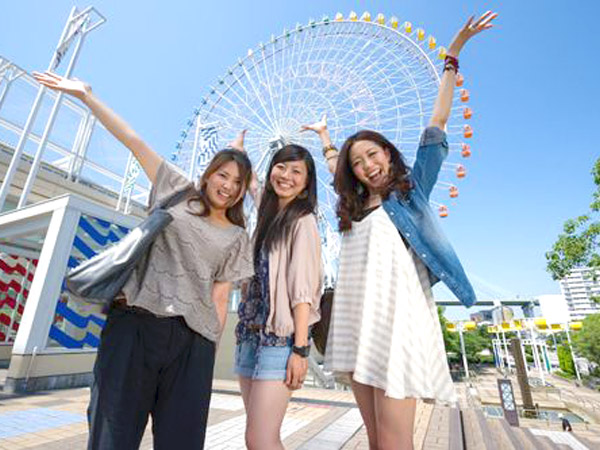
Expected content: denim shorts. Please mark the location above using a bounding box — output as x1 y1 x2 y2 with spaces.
234 340 292 380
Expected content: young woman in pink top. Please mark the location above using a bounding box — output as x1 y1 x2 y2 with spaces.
230 133 323 450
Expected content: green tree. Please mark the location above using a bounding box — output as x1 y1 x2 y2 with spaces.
546 158 600 296
436 308 494 365
557 344 575 375
524 345 534 363
437 306 460 355
546 332 567 349
463 325 493 363
572 314 600 366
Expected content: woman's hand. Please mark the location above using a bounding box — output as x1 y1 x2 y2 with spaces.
229 129 247 152
429 11 497 130
285 353 308 390
34 71 162 182
300 113 328 136
32 71 91 101
229 129 260 202
300 113 337 174
447 11 498 57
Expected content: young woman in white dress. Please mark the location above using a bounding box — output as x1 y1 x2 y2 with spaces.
302 12 498 450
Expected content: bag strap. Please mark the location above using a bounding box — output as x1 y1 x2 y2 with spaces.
157 184 194 210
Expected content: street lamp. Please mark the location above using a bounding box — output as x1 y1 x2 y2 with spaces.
487 325 502 369
529 318 583 383
500 321 513 372
565 321 583 383
447 321 477 379
486 322 514 373
487 321 527 374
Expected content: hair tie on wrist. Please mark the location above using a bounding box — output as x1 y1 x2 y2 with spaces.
443 55 459 73
322 144 338 157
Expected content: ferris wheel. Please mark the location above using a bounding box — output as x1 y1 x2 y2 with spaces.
171 11 475 282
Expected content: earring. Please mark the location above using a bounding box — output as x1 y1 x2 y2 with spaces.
356 183 364 195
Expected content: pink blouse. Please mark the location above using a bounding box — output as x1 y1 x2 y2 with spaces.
264 213 323 337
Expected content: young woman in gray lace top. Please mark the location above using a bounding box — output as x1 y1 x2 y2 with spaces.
34 72 255 450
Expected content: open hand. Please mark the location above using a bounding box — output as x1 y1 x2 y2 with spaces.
32 71 91 100
228 129 247 152
300 113 328 135
285 353 308 390
448 11 498 57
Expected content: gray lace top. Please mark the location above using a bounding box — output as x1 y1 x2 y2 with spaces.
122 160 254 342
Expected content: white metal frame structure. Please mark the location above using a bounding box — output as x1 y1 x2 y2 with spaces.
0 194 139 392
0 55 149 212
1 7 105 209
0 8 149 214
170 11 475 284
489 319 583 386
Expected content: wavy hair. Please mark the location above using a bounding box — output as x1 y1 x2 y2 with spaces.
254 144 317 260
334 130 412 232
187 148 253 228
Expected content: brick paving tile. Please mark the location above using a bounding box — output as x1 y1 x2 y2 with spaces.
8 371 597 449
284 407 348 449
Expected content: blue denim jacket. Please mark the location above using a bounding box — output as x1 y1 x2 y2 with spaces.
382 127 476 307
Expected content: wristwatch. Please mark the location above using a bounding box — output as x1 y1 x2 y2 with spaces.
292 345 311 358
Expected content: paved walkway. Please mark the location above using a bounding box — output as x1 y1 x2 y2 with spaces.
3 368 600 449
472 367 600 419
466 368 600 447
0 375 441 450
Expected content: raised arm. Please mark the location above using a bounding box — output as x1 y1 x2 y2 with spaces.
300 114 337 175
429 11 498 130
32 71 163 183
228 129 260 203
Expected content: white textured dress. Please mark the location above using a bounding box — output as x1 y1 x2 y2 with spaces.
324 207 456 404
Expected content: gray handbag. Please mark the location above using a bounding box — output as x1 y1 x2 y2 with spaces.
65 187 191 304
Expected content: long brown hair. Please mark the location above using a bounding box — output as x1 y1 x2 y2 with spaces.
254 144 317 261
334 130 412 232
187 149 252 228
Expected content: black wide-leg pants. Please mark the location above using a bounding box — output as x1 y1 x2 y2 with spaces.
87 306 216 450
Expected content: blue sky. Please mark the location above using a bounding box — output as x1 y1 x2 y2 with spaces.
2 1 599 318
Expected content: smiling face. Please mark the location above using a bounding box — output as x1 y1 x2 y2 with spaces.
349 139 391 193
204 160 243 211
269 160 309 208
